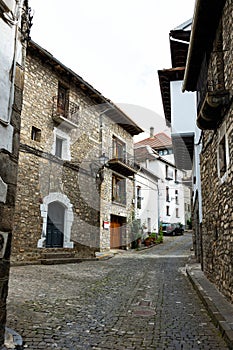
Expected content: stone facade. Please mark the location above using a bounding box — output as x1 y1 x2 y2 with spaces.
185 0 233 303
11 41 142 262
0 0 31 346
200 0 233 303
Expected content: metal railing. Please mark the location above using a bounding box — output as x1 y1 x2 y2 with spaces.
110 150 139 170
52 96 79 124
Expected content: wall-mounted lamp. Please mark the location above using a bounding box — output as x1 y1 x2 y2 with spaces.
99 153 109 165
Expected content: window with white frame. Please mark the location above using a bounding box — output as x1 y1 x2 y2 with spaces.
165 165 173 180
55 137 63 158
52 128 71 161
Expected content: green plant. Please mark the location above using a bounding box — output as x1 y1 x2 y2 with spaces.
156 225 163 244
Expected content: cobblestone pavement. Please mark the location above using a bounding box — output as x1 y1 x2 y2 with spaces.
6 233 229 349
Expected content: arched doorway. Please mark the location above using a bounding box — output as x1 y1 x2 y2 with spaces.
46 202 65 248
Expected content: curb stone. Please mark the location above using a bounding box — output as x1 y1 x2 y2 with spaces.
186 262 233 350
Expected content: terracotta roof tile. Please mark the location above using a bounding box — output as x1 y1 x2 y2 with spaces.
134 132 172 149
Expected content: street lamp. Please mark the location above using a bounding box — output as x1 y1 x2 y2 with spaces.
99 152 109 165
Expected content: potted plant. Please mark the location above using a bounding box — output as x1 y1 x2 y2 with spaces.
150 232 157 244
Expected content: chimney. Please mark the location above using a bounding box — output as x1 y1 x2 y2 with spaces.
150 127 154 138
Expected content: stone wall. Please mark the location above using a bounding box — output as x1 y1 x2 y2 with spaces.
0 0 31 344
12 43 136 262
200 0 233 303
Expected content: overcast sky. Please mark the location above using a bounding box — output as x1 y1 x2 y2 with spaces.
29 0 195 137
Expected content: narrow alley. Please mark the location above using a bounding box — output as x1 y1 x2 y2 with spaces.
6 233 229 350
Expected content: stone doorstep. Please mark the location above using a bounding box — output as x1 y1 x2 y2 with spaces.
41 252 75 259
4 327 23 350
40 257 84 265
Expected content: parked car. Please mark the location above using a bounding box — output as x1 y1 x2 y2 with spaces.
162 223 184 236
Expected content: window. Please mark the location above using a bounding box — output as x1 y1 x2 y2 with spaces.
136 186 142 209
112 175 126 205
165 165 173 180
166 206 170 216
159 148 173 156
175 190 179 204
217 123 229 180
175 169 178 183
57 83 69 117
166 186 170 202
176 208 179 218
31 126 41 142
55 137 63 158
112 136 126 161
218 136 227 177
52 128 71 161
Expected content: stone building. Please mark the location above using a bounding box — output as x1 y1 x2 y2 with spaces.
11 40 142 263
183 0 233 303
0 0 31 346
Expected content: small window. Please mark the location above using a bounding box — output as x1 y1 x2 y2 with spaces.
112 175 126 205
55 137 63 158
176 208 179 218
166 206 170 216
166 186 170 202
31 126 41 142
165 165 173 180
218 136 227 177
136 186 142 209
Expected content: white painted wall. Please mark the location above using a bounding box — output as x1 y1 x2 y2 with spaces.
170 80 196 134
135 169 159 233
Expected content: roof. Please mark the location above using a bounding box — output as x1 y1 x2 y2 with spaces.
172 18 192 31
27 40 143 136
134 132 172 150
134 146 158 162
134 145 177 169
158 19 191 124
158 67 185 125
183 0 227 92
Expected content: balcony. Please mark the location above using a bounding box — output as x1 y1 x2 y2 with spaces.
196 55 230 130
52 96 79 129
197 90 230 130
107 151 139 177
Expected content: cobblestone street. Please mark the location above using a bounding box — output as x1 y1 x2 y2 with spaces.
6 233 229 350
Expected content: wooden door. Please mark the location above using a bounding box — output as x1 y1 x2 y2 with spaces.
110 220 121 248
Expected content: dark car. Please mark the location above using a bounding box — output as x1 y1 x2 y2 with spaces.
162 223 184 236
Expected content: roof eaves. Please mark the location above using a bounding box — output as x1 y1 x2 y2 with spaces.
183 0 227 92
28 40 143 136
